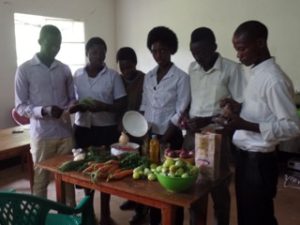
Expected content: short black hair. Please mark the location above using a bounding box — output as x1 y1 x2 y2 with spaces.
234 20 268 41
147 26 178 54
85 37 107 55
116 47 137 64
190 27 216 44
39 25 61 40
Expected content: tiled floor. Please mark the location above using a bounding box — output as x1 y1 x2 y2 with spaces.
0 165 299 225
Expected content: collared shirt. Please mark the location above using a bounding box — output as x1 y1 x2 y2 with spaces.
188 55 245 118
233 58 300 153
140 64 191 135
15 54 75 139
73 65 126 127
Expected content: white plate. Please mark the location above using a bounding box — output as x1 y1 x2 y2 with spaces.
122 111 148 137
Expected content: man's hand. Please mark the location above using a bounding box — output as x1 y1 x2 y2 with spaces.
42 105 64 118
220 98 242 115
186 117 212 133
220 113 260 133
50 106 64 118
161 123 177 144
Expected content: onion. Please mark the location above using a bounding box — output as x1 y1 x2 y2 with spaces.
119 132 129 145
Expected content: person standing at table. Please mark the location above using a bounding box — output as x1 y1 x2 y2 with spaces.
116 47 148 225
69 37 127 225
184 27 245 225
220 20 300 225
15 25 76 206
116 47 144 112
140 26 191 225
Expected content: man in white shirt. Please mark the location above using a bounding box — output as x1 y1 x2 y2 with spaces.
15 25 75 206
221 20 300 225
185 27 245 225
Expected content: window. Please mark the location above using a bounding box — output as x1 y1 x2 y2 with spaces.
14 13 85 73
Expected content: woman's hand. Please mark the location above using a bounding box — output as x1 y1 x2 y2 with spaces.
87 100 108 112
68 104 89 114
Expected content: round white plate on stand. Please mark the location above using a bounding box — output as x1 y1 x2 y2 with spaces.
122 111 149 137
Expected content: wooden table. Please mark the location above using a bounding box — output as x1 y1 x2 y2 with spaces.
0 126 33 192
37 155 229 225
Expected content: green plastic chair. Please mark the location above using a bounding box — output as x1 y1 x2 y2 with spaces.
0 192 95 225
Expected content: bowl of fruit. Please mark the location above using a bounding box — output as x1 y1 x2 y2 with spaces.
155 158 199 192
164 148 195 165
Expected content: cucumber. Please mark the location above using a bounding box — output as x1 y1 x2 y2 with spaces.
79 98 96 107
58 159 87 172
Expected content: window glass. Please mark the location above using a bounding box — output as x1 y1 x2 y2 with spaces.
14 13 85 73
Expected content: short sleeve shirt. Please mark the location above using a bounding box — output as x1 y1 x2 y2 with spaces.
73 65 126 127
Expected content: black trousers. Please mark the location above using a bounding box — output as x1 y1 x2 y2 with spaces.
73 124 120 149
235 149 278 225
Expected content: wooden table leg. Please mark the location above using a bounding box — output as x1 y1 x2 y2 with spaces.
161 204 176 225
55 173 65 204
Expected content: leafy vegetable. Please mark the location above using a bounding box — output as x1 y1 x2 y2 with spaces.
119 152 150 169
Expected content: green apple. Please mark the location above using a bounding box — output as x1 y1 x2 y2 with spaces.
175 159 185 168
181 172 189 178
132 172 140 180
155 165 162 173
169 165 178 173
175 167 184 177
147 173 156 181
163 158 175 168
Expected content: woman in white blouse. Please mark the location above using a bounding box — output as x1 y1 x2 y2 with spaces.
140 26 191 225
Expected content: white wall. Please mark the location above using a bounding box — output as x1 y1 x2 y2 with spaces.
1 0 300 128
0 0 116 128
115 0 300 89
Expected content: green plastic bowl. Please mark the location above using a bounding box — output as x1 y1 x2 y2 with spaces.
155 172 198 192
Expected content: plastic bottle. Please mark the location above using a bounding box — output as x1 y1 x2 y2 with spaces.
149 134 160 163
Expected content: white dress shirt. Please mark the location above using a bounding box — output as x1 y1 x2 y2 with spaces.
140 64 191 135
73 65 126 127
15 54 75 139
233 58 300 153
188 55 245 118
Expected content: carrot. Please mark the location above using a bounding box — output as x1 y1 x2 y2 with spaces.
82 162 106 174
92 164 116 179
106 164 120 174
94 163 106 169
82 165 95 174
106 169 133 182
110 168 122 174
104 159 119 165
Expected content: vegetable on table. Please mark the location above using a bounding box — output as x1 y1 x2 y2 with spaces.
58 159 88 172
106 169 133 182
